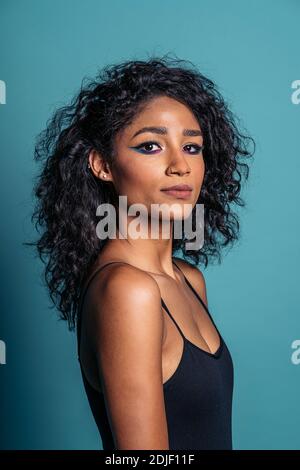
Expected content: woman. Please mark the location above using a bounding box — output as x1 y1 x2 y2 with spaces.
29 55 254 450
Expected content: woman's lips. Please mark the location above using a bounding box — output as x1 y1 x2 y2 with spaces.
161 189 192 199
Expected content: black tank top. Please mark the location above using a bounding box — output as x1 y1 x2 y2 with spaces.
76 261 234 450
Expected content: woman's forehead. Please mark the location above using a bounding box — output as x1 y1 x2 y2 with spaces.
117 97 201 142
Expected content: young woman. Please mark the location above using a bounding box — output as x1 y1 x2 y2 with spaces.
29 55 254 450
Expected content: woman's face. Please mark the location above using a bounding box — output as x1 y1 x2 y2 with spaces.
109 95 205 221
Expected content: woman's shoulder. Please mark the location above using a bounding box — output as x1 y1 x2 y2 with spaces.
97 260 162 300
83 259 163 321
86 259 161 296
83 261 164 353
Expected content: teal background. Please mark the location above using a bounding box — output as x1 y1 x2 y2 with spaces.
0 0 299 450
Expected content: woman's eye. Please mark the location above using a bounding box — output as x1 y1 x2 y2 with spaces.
184 144 204 154
132 141 161 154
131 141 204 155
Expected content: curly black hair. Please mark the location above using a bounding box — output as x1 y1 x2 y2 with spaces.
25 53 255 331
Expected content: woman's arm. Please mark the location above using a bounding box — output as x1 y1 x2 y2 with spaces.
89 264 169 450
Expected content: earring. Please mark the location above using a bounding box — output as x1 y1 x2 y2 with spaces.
87 163 91 169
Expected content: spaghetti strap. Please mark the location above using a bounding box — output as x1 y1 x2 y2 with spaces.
172 260 219 330
172 260 208 312
160 298 186 341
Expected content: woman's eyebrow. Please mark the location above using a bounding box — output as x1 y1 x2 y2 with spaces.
131 126 203 139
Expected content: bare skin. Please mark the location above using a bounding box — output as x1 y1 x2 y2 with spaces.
79 96 221 449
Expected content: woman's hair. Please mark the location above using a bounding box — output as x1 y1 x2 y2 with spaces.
25 53 255 331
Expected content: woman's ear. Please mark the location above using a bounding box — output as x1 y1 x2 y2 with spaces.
88 149 112 182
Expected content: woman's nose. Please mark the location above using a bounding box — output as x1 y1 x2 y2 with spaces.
166 150 191 176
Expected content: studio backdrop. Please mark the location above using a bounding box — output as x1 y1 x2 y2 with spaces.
0 0 299 450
